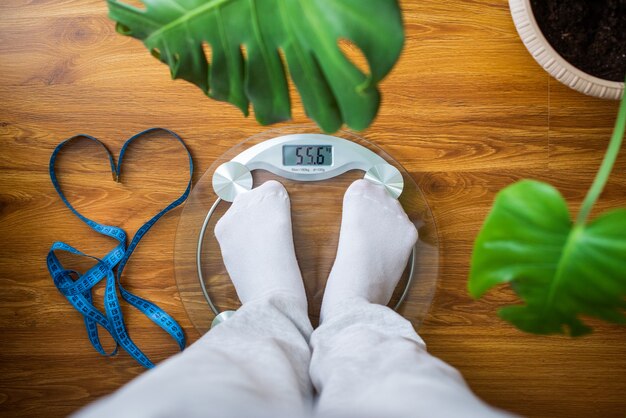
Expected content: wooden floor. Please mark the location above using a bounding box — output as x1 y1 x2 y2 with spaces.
1 0 625 417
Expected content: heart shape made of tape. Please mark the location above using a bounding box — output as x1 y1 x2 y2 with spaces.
46 127 192 368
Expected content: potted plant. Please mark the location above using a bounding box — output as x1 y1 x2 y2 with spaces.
470 0 626 336
509 0 624 99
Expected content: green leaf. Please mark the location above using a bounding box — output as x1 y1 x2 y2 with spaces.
107 0 404 132
469 180 626 336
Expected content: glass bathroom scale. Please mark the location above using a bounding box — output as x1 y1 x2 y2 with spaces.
174 126 439 333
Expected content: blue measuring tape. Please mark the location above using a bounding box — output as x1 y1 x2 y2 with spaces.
46 127 192 368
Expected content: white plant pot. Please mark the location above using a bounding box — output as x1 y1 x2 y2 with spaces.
509 0 624 100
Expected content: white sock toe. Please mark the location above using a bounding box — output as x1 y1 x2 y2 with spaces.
321 179 418 321
214 180 307 305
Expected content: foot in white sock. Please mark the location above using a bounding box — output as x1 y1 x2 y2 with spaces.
214 180 307 305
321 179 418 321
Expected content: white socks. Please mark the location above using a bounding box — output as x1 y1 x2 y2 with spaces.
214 180 307 305
214 179 418 318
320 179 418 320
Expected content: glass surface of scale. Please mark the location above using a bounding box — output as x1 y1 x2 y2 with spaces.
174 126 439 333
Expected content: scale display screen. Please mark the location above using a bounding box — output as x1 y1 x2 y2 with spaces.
283 145 333 166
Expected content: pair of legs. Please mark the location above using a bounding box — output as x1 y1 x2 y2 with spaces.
77 180 510 418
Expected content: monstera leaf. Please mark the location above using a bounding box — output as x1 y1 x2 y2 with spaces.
469 96 626 336
107 0 404 132
469 180 626 336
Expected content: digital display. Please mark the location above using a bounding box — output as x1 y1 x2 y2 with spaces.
283 145 333 166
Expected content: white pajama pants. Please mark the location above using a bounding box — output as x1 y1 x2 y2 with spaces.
76 295 512 418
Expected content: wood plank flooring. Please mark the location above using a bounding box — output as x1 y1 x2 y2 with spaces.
1 1 624 416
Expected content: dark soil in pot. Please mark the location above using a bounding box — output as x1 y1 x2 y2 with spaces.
530 0 626 82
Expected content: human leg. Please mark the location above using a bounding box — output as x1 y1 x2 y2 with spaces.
76 181 313 418
310 180 512 418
